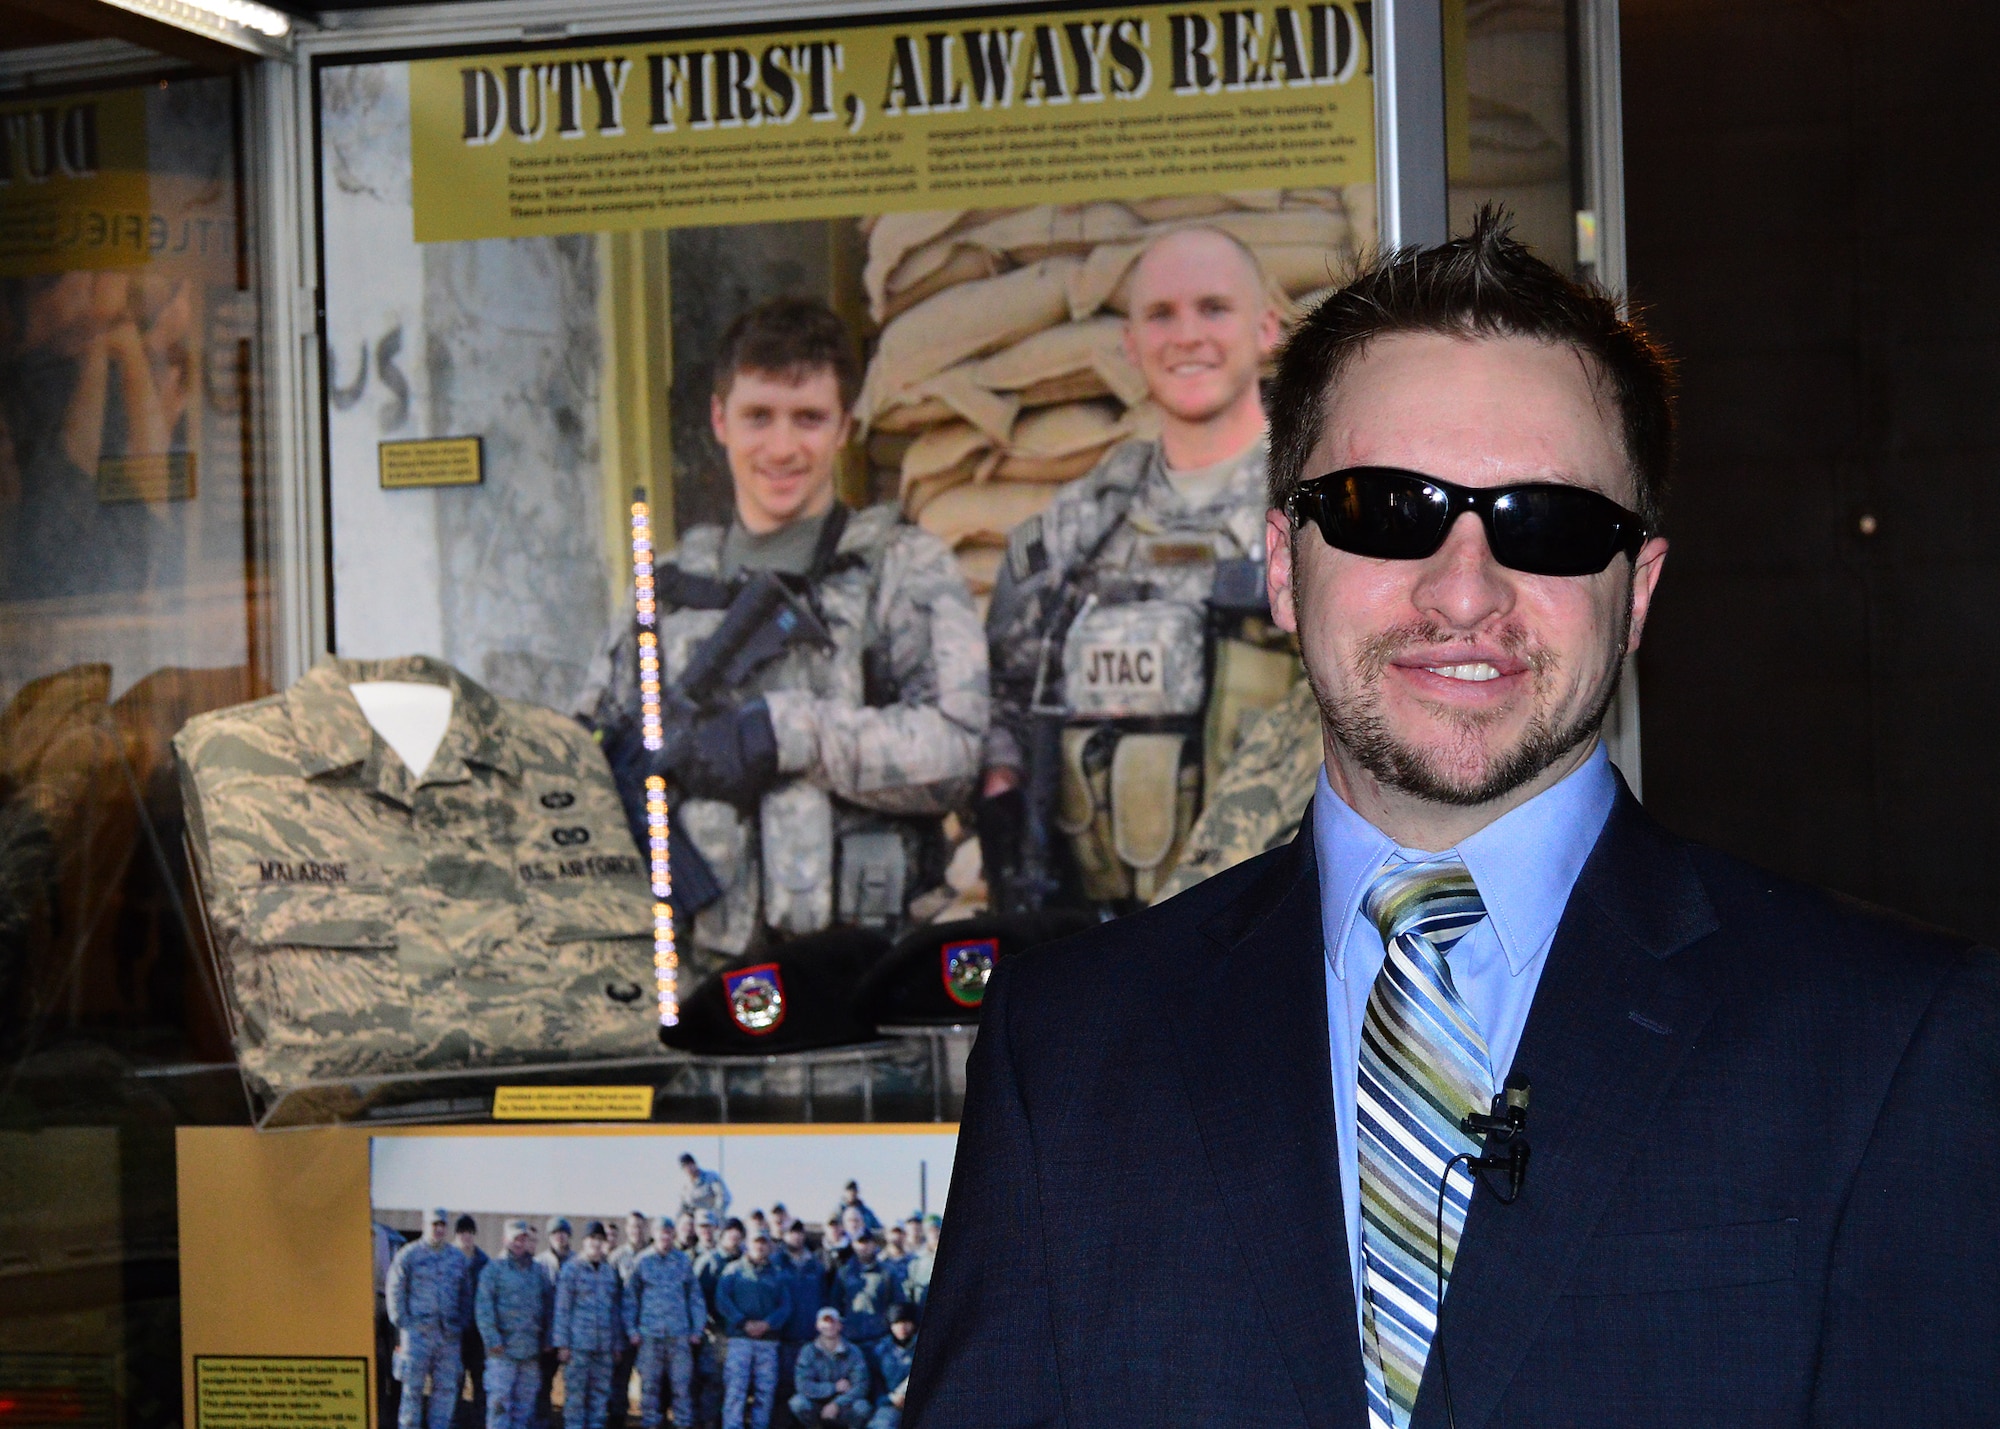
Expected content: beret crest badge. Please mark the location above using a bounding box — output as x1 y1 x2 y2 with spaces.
724 964 786 1034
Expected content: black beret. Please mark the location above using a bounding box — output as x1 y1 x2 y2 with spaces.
662 926 888 1055
851 911 1097 1027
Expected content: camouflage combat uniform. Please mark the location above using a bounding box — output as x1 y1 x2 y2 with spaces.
475 1254 552 1429
174 655 663 1094
625 1245 705 1429
388 1239 470 1429
1150 675 1321 903
578 503 987 956
986 437 1291 904
554 1257 626 1429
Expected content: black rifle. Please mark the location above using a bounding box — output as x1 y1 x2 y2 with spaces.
667 569 834 718
992 477 1144 914
604 569 835 912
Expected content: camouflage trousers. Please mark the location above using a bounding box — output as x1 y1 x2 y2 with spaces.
564 1352 614 1429
483 1356 539 1429
720 1339 777 1429
396 1328 463 1429
635 1337 694 1428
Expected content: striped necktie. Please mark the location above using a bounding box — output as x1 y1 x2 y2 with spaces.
1357 856 1494 1429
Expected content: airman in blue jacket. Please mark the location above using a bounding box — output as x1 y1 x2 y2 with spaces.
830 1233 902 1353
866 1305 918 1429
717 1234 792 1429
789 1310 872 1428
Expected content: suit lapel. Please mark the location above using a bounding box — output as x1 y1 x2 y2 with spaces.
1417 788 1724 1429
1166 829 1369 1429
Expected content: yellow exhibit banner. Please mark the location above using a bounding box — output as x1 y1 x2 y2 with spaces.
409 2 1375 242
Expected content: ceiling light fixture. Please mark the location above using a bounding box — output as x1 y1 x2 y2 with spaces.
96 0 296 58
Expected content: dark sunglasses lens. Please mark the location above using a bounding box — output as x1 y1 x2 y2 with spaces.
1487 487 1628 576
1309 471 1451 559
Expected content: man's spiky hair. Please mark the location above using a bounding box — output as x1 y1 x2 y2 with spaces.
1266 205 1677 530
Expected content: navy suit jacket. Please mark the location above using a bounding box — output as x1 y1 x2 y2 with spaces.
904 787 2000 1427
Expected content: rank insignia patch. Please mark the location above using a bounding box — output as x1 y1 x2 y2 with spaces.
942 937 999 1008
724 964 786 1034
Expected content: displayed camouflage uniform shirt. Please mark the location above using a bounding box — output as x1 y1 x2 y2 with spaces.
984 438 1270 770
1151 676 1321 902
577 503 988 954
174 655 662 1094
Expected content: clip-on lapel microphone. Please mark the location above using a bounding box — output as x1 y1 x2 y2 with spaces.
1435 1076 1532 1429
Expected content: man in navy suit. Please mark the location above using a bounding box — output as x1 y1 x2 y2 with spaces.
905 211 2000 1427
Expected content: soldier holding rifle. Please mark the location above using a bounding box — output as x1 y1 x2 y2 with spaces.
579 297 988 963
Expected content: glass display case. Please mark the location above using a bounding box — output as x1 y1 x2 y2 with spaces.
0 0 1627 1421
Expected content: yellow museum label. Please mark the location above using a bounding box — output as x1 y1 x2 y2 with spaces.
492 1085 655 1121
408 2 1375 242
98 451 197 503
379 436 484 489
193 1356 368 1429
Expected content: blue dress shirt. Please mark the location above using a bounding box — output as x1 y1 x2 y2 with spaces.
1313 740 1618 1328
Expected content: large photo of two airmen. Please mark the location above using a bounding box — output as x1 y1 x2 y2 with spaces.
576 217 1320 982
378 1159 934 1429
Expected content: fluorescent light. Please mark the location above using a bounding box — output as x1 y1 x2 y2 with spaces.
95 0 298 57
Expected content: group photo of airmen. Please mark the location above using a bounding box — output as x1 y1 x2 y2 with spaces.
374 1162 936 1429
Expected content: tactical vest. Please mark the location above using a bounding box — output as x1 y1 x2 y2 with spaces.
1034 442 1298 905
659 505 942 956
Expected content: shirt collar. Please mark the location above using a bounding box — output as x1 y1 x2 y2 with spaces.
285 654 521 802
1314 741 1619 979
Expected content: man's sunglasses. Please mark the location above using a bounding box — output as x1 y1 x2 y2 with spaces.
1287 467 1649 577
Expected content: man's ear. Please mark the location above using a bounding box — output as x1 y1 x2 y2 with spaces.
1265 507 1298 634
709 390 729 447
1623 534 1671 656
1256 299 1283 360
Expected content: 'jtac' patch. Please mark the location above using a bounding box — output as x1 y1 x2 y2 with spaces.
942 938 999 1008
724 964 786 1034
1075 642 1164 698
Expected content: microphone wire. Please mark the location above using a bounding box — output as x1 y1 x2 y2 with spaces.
1434 1141 1528 1429
1435 1152 1476 1429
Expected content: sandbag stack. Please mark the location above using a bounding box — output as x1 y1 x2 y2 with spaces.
855 187 1375 614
